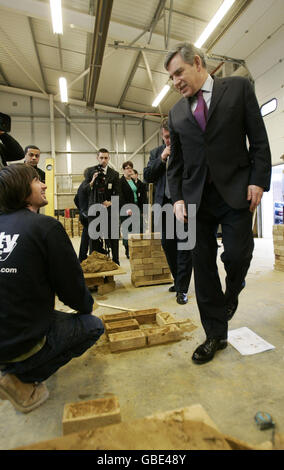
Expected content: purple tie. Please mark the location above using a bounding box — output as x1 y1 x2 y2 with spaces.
193 90 208 132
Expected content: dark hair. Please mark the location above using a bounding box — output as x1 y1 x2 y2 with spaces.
24 145 40 154
0 163 38 213
161 117 169 131
97 148 109 155
164 42 207 70
133 169 138 175
122 161 134 169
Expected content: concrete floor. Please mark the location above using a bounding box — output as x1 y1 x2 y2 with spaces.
0 237 283 449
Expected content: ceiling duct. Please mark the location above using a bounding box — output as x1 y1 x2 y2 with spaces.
86 0 113 109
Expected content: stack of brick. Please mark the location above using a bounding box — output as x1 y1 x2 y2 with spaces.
57 214 84 238
129 233 172 287
273 224 284 271
64 217 73 238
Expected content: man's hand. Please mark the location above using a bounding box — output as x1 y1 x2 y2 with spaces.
174 200 187 222
90 172 98 188
247 185 264 213
161 146 171 161
103 201 112 208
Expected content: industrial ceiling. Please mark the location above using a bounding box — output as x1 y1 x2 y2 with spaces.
0 0 282 119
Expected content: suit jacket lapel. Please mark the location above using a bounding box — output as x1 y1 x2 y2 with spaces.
207 77 227 122
180 97 197 127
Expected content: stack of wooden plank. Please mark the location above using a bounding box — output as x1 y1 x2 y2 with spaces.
129 233 172 287
273 224 284 271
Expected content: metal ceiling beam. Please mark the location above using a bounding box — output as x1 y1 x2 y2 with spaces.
0 85 161 123
27 16 48 92
142 51 162 115
165 0 173 49
86 0 113 109
147 0 167 44
0 64 10 86
84 0 96 100
118 51 142 108
109 43 246 67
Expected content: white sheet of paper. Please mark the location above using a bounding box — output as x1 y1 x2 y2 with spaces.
228 327 275 355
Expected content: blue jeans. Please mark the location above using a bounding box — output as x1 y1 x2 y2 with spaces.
1 311 104 383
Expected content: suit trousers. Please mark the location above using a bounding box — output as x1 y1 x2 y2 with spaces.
192 182 254 340
161 209 192 293
78 218 90 263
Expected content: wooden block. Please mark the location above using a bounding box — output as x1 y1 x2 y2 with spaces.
156 312 177 326
132 308 160 324
85 276 104 287
133 278 172 287
102 312 133 323
176 319 197 333
146 325 182 346
105 319 139 336
97 281 116 295
109 330 146 352
62 396 121 435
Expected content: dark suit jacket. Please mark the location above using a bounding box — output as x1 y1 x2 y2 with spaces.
119 176 148 212
82 165 120 206
143 144 167 206
167 76 272 211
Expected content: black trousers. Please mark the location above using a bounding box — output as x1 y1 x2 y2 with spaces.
192 183 254 340
78 219 90 263
161 208 192 293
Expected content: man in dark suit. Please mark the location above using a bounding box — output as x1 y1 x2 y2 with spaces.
164 42 271 363
81 148 120 265
144 119 193 305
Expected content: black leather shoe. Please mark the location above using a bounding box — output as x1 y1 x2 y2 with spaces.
176 292 188 304
168 285 176 292
192 338 227 364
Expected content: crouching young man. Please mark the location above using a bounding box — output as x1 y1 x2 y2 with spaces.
0 164 104 413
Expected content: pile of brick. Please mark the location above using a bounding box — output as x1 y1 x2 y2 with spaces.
58 215 83 238
101 308 196 353
129 233 172 287
273 224 284 271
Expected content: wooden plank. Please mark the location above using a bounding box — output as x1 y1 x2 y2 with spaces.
62 396 121 435
84 266 126 278
105 319 139 336
109 330 146 352
145 325 182 346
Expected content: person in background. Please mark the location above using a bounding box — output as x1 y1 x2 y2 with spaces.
0 112 25 169
74 168 91 263
144 119 192 305
164 42 271 363
119 161 147 258
24 145 45 183
0 163 104 413
81 148 120 265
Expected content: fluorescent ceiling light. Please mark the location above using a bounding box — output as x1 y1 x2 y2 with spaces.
50 0 63 34
152 84 170 107
261 98 277 117
59 77 68 103
195 0 236 48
